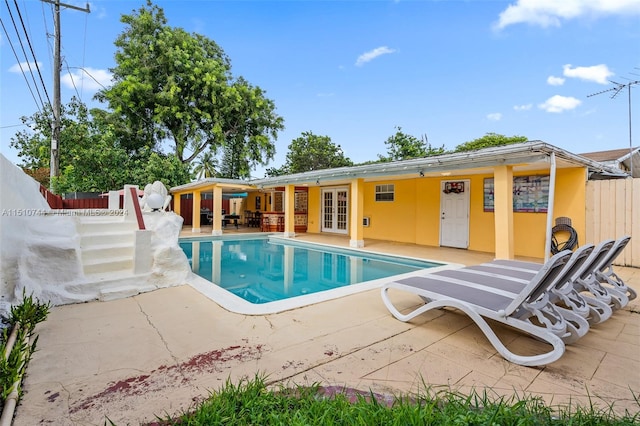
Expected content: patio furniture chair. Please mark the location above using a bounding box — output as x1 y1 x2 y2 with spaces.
251 211 261 228
381 250 573 366
592 236 636 302
473 243 612 330
487 238 630 312
261 215 270 232
244 211 254 226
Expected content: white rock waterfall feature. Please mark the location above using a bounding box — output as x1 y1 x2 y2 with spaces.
0 153 191 308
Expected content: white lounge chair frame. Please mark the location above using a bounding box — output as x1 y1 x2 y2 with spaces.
449 244 597 343
593 236 636 302
381 251 573 367
489 238 629 312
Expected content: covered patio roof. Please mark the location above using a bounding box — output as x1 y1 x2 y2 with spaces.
170 178 256 194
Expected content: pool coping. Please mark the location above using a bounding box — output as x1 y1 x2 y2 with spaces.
182 235 464 315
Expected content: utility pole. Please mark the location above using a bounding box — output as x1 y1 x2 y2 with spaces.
41 0 90 191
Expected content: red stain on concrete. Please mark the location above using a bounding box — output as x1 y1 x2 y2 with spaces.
70 344 265 414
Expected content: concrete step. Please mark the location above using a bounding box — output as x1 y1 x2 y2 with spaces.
78 214 127 223
82 256 134 275
82 270 138 283
76 271 156 301
80 220 136 234
99 283 157 302
81 231 135 247
81 243 134 262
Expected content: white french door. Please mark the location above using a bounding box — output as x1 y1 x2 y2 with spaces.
321 187 348 234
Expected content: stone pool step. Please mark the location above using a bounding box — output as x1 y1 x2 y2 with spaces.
77 271 156 301
99 282 158 301
80 218 136 233
81 242 134 262
82 256 134 275
78 218 139 276
81 231 135 247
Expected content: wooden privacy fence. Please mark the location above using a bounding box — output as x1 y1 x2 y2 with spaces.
39 185 110 209
585 178 640 267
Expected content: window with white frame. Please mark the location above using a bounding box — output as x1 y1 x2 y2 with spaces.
375 184 394 201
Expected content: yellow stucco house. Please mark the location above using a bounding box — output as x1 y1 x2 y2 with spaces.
170 141 627 260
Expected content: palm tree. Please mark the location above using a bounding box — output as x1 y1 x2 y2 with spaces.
192 150 218 180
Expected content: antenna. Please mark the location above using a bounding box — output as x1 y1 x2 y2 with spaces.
588 73 640 177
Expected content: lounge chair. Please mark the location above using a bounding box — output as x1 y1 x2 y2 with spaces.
480 243 613 327
488 238 630 312
442 244 597 342
381 251 573 367
593 236 636 302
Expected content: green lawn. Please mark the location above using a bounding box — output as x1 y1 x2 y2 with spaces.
149 375 640 426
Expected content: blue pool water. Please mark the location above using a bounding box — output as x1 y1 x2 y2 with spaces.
179 237 441 304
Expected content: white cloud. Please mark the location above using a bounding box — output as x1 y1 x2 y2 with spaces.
355 46 396 66
538 95 582 113
487 113 502 121
494 0 640 30
513 104 533 111
563 64 613 84
547 75 565 86
61 67 113 91
9 61 42 73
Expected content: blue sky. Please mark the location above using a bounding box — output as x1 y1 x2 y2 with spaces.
2 0 640 178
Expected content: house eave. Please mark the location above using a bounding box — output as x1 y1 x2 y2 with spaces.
253 141 628 187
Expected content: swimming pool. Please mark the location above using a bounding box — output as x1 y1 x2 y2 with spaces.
181 235 458 314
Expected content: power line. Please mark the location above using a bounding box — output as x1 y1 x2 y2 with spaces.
63 59 82 100
0 17 42 113
12 0 51 105
2 0 48 111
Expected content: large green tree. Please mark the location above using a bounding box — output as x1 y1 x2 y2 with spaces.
379 126 444 161
275 131 353 174
10 98 192 192
96 1 283 170
10 98 127 192
454 133 528 153
216 78 281 179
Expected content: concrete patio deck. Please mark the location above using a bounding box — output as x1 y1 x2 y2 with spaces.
14 234 640 425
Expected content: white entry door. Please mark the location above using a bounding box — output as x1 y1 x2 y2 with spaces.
321 188 348 234
440 180 470 248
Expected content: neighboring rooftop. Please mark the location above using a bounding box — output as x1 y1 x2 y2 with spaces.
579 146 640 178
580 147 639 162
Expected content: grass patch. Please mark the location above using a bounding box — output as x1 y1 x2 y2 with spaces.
149 375 639 425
